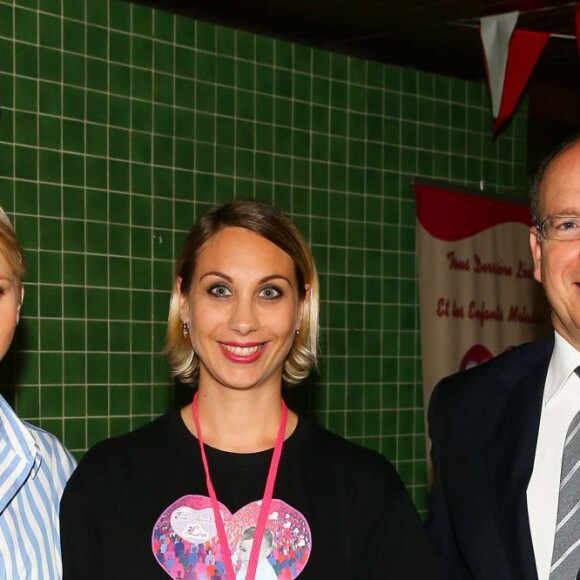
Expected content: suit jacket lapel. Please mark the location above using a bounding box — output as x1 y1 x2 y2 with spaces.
489 340 551 580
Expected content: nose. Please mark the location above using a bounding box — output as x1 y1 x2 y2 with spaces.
228 294 258 335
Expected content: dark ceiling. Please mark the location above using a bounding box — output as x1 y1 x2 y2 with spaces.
132 0 580 152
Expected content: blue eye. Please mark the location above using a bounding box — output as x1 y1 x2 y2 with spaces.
557 219 580 230
259 285 282 299
208 284 232 297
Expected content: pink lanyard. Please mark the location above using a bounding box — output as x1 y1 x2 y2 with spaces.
192 392 288 580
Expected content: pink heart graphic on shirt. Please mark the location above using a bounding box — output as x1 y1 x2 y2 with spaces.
152 495 311 579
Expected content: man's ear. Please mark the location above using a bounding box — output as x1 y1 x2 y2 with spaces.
529 227 543 284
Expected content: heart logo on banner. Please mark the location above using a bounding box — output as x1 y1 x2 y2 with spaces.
152 495 311 579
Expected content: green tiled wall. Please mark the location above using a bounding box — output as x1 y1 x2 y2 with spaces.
0 0 528 510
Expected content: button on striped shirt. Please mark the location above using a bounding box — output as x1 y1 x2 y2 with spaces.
0 394 76 579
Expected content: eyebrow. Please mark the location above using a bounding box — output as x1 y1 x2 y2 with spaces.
199 271 294 286
545 209 580 218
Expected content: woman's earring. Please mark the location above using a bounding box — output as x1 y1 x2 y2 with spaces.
295 328 300 335
182 322 190 338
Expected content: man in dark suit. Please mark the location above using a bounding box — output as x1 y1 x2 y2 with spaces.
426 135 580 580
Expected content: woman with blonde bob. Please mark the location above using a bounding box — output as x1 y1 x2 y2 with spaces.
165 199 319 387
0 207 76 578
61 200 440 580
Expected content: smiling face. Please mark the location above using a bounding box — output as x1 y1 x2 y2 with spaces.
530 140 580 349
179 227 307 394
0 251 23 361
237 538 252 563
237 536 272 564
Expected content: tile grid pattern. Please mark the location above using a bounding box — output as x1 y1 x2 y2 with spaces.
0 0 528 510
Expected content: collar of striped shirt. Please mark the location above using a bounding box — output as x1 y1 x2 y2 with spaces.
0 394 40 513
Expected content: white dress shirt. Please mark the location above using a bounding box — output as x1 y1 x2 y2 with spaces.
527 332 580 580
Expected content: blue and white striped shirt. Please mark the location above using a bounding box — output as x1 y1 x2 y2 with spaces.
0 394 76 579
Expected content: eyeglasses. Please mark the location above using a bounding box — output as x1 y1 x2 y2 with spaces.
536 215 580 241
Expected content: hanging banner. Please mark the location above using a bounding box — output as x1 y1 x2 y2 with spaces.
414 182 551 413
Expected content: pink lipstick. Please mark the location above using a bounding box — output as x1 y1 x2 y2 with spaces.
219 342 267 363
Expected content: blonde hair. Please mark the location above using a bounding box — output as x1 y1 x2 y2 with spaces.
165 200 319 385
0 207 25 295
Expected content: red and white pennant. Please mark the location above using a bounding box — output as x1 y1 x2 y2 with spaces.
480 11 550 133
